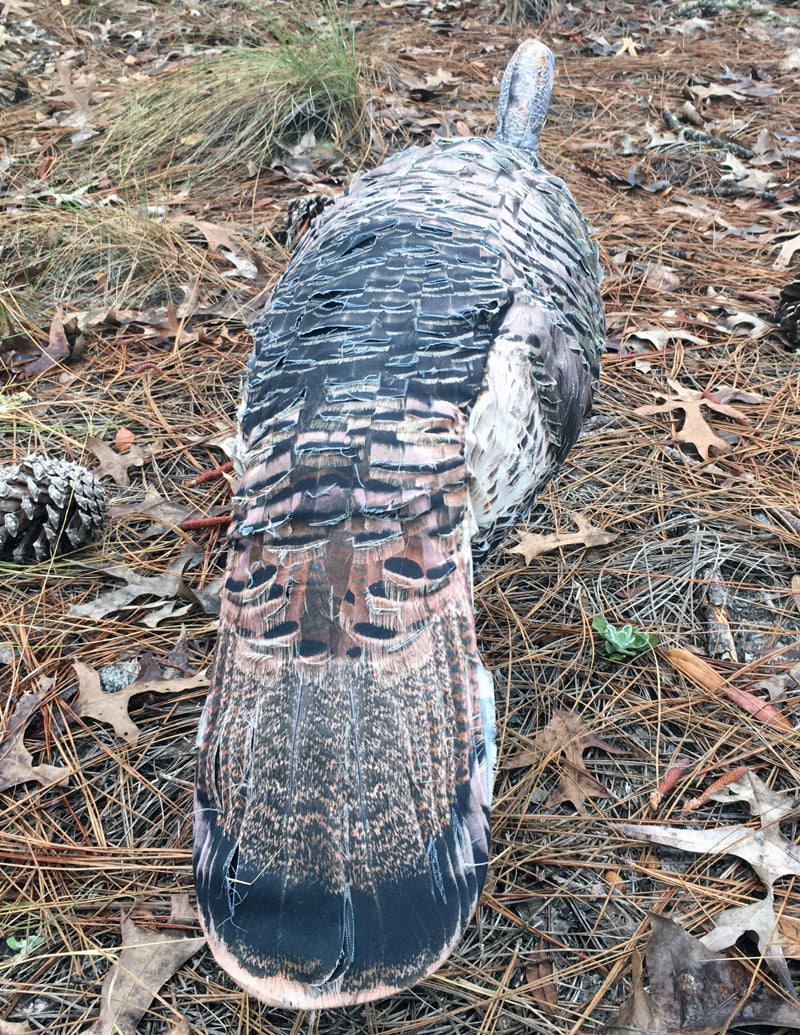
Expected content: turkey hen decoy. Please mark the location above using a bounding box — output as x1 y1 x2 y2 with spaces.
194 40 604 1009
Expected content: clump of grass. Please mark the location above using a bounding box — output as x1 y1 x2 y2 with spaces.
92 3 375 189
494 0 555 23
5 205 199 311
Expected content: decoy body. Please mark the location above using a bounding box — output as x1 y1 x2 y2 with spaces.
194 40 604 1009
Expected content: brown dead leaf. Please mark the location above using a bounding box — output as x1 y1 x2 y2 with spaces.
53 59 97 122
701 889 793 988
792 575 800 611
604 914 800 1035
634 379 752 459
86 435 149 488
662 646 793 732
114 428 135 453
85 894 205 1035
109 486 199 534
506 710 621 815
72 660 209 745
778 914 800 958
68 563 187 620
508 512 618 564
644 261 681 293
0 692 70 792
68 560 221 621
754 660 800 702
547 760 611 814
775 231 800 270
13 317 70 378
524 943 559 1014
618 815 800 889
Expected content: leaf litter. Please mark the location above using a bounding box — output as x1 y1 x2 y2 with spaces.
1 1 800 1033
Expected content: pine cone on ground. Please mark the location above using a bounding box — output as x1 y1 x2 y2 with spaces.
776 272 800 347
0 455 107 563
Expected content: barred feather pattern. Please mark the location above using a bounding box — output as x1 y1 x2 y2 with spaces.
194 40 604 1009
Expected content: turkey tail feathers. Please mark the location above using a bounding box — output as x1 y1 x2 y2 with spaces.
195 525 494 1008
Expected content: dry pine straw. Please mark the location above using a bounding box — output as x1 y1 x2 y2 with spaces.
2 2 800 1034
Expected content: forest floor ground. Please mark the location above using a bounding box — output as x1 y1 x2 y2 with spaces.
1 0 800 1033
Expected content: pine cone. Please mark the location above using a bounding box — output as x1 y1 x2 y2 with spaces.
776 272 800 347
0 455 107 563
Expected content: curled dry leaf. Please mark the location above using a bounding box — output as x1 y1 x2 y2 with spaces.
604 914 800 1035
661 646 793 732
0 1022 33 1035
619 774 800 986
68 559 222 621
12 316 70 378
701 888 793 989
72 660 209 746
524 944 559 1014
617 819 800 888
0 691 70 792
86 894 205 1035
508 512 618 564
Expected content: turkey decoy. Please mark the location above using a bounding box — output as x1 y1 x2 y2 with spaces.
194 39 604 1008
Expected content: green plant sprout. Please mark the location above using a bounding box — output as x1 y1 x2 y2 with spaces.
592 615 659 660
6 933 45 957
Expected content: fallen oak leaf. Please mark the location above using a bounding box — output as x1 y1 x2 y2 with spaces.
508 512 618 564
0 692 70 792
604 914 800 1035
546 759 611 814
12 316 70 378
523 942 559 1014
68 560 222 621
505 710 622 815
617 820 800 889
109 486 199 535
169 215 259 262
0 1022 33 1035
634 379 752 460
661 646 793 732
701 888 793 990
777 913 800 959
86 894 205 1035
86 435 149 488
72 660 209 746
